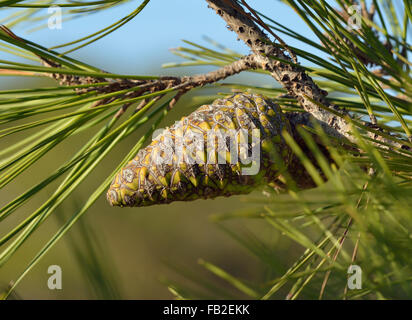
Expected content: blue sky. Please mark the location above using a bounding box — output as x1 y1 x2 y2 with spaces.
0 0 314 76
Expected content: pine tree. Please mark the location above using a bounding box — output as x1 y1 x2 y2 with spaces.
0 0 411 299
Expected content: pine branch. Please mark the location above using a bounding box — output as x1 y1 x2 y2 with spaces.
205 0 410 149
41 52 261 110
0 24 261 114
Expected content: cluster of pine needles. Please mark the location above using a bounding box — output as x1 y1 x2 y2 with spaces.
0 0 411 299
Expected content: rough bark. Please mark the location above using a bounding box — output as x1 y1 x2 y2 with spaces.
206 0 407 150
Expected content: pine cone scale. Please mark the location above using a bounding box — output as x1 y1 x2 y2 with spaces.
107 93 292 207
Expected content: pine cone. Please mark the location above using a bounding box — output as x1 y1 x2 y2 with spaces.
107 93 292 207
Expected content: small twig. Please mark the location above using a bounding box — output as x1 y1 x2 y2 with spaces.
168 89 188 109
318 218 353 300
368 2 376 20
42 53 260 99
114 102 134 119
319 168 372 299
40 57 105 87
0 25 262 122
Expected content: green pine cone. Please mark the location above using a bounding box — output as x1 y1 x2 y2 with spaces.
107 93 292 207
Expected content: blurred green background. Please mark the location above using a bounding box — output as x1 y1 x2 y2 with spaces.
0 76 303 299
0 0 315 299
